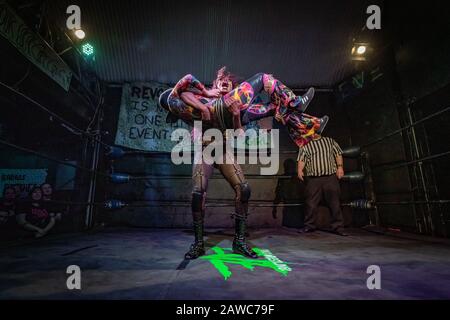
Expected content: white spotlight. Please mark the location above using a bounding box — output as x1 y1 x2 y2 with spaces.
356 45 367 55
351 42 370 61
74 29 86 40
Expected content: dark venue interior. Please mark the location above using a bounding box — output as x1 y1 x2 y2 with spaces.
1 0 450 301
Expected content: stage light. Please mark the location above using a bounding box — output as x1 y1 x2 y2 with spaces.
74 29 85 39
356 45 366 55
351 42 370 61
82 42 94 56
351 45 367 55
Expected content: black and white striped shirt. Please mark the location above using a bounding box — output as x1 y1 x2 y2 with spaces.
297 136 343 177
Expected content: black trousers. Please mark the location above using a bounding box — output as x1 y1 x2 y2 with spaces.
304 175 344 230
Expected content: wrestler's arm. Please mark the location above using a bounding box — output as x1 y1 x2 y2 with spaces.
232 113 243 130
224 95 244 130
173 74 218 98
180 91 211 121
173 74 220 121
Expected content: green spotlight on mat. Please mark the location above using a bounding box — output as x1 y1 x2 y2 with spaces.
200 246 292 280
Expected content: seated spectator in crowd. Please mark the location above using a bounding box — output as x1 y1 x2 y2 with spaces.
16 186 56 238
14 185 28 200
0 187 16 225
41 183 62 221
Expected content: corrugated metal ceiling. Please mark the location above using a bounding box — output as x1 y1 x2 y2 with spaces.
48 0 378 87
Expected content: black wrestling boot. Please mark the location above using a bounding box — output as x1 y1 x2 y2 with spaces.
232 217 258 259
185 221 205 259
317 115 329 134
292 87 315 113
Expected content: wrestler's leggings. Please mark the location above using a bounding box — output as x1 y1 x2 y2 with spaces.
191 150 249 225
223 73 321 146
223 73 299 114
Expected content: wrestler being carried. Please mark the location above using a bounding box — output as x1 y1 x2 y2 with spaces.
161 67 328 147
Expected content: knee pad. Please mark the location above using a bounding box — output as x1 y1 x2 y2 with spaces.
237 182 251 202
192 191 205 212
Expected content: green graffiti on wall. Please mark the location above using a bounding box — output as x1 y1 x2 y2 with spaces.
200 246 292 280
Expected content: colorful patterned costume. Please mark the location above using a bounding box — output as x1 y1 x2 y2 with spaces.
164 73 326 147
159 72 328 259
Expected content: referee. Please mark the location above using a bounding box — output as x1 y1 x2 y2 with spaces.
297 134 348 236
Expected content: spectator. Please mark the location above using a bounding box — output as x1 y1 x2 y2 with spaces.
41 183 62 221
13 185 28 200
16 186 56 238
0 187 16 225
